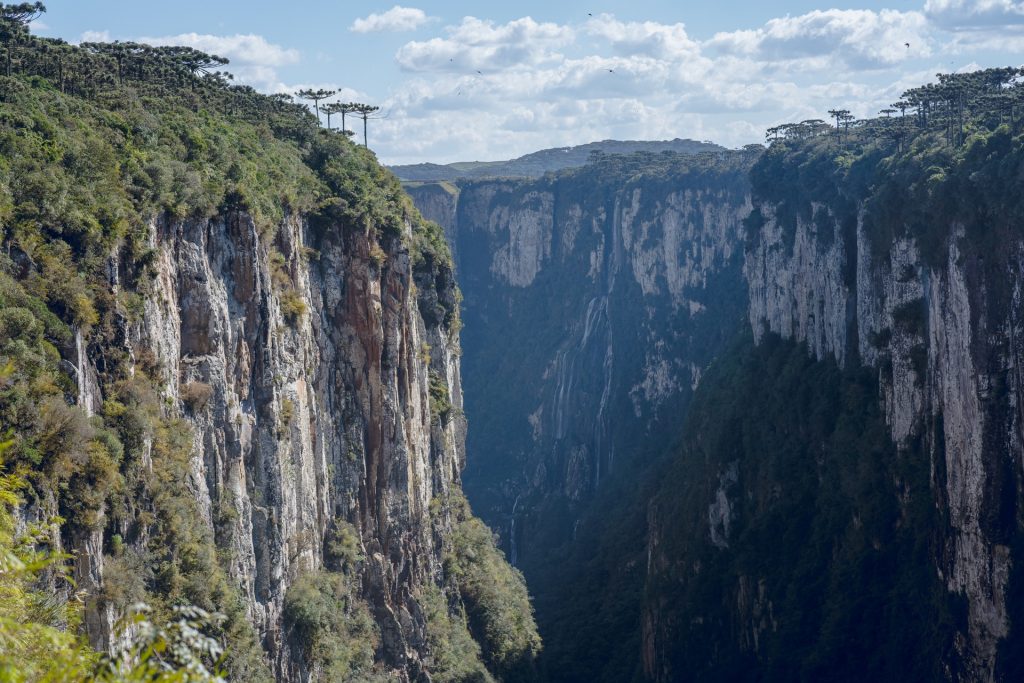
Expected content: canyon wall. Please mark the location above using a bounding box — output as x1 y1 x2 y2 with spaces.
67 207 474 680
408 152 756 570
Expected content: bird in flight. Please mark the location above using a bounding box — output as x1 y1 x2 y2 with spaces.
608 69 614 73
905 42 910 48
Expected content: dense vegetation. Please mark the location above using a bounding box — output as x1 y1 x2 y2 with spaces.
646 335 955 681
752 67 1024 266
0 3 462 680
529 335 955 682
446 494 541 681
0 433 233 682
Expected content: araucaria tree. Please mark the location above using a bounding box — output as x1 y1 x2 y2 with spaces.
296 87 336 123
322 101 345 130
349 103 381 147
0 1 45 76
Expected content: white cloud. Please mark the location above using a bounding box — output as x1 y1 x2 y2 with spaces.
369 8 975 163
925 0 1024 28
78 29 111 43
135 33 300 89
585 15 704 62
138 33 300 67
706 9 930 68
351 6 431 33
396 16 575 72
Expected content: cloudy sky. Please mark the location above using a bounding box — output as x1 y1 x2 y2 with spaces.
37 1 1024 164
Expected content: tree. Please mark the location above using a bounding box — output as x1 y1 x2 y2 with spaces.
295 88 336 124
321 101 345 130
338 102 357 134
348 103 381 147
0 2 45 76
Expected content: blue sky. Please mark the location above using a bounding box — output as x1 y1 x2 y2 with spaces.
33 1 1024 164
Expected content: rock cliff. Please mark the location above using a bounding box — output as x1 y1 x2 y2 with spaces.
0 60 535 682
745 194 1017 680
406 152 756 571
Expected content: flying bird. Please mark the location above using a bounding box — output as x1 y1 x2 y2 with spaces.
905 42 910 48
608 69 614 73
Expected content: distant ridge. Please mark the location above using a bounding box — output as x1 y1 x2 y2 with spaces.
389 138 725 181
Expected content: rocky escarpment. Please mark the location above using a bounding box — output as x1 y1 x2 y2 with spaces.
734 133 1024 680
70 207 470 679
0 32 540 679
406 152 756 571
745 207 1013 679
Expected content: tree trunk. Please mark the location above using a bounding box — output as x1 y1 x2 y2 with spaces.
363 115 368 147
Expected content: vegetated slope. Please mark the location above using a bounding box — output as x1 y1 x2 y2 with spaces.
742 69 1024 680
0 10 537 682
532 333 953 683
642 334 954 682
390 138 724 181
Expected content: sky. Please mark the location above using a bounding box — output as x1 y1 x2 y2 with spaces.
32 0 1024 164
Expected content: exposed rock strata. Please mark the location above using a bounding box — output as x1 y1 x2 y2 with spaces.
72 209 467 681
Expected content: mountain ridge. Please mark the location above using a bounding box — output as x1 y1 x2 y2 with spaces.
389 138 725 181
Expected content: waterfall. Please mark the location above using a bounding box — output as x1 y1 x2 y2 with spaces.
510 494 522 566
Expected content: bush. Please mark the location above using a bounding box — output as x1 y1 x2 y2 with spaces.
283 570 380 682
446 494 541 679
429 371 452 424
181 381 214 412
280 290 308 323
420 583 494 683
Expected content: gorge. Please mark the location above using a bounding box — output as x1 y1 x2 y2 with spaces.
3 6 1024 683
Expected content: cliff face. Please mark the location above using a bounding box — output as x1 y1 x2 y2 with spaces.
406 153 755 570
408 132 1024 682
0 62 538 680
745 202 1017 679
70 207 467 679
631 133 1024 681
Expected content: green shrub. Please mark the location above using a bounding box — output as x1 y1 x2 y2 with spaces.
279 289 308 323
283 570 381 682
446 494 541 679
429 371 452 423
420 583 495 683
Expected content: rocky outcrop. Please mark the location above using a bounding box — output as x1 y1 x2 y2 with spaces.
404 183 460 267
75 208 467 681
745 201 1020 679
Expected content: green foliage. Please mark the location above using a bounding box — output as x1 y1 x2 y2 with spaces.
648 335 955 681
751 70 1024 268
323 517 363 571
0 427 231 682
420 583 494 683
278 290 307 323
282 570 381 682
429 371 453 423
445 494 541 680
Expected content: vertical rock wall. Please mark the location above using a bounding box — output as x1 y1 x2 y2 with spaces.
746 203 1021 679
74 209 468 681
